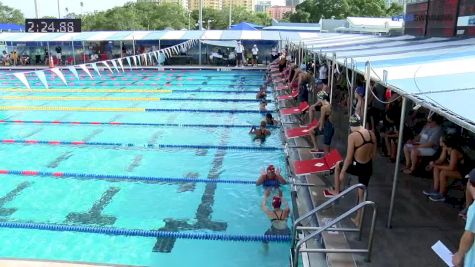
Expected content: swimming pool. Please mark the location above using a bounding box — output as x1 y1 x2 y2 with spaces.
0 69 291 266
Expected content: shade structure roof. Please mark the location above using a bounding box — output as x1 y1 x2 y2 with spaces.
299 33 475 132
0 30 318 42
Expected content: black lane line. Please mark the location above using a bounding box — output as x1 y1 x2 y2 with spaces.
47 151 73 168
65 187 120 226
127 154 143 172
0 182 32 217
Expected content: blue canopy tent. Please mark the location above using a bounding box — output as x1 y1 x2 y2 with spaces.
0 23 23 32
229 22 262 31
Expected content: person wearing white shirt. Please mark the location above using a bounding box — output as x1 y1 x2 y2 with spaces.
251 44 259 67
319 64 328 85
235 40 244 67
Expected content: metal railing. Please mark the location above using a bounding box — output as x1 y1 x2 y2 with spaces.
290 184 377 267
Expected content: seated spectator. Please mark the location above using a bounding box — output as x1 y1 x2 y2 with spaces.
20 54 30 65
402 113 444 175
422 135 469 202
263 113 279 127
2 50 10 66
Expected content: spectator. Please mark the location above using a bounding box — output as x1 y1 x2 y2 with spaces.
235 40 244 67
422 135 468 202
2 50 10 66
11 50 18 66
251 44 259 67
402 113 444 175
55 46 62 65
381 93 402 162
20 54 30 65
271 47 278 61
460 168 475 220
309 91 334 154
452 168 475 267
354 79 366 117
318 63 328 88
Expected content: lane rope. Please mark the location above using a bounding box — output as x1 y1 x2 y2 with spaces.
0 120 277 129
0 106 145 112
0 221 290 242
0 139 283 151
0 89 172 93
0 169 267 185
0 96 161 101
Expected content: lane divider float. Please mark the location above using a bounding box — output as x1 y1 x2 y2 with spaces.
0 139 283 151
0 169 272 185
0 120 277 129
0 106 270 113
0 221 290 242
0 96 161 101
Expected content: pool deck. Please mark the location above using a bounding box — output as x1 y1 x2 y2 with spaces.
285 103 465 267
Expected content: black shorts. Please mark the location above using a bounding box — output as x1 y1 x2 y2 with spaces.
315 121 334 146
252 55 257 59
343 160 373 187
237 53 243 60
279 64 285 72
321 78 328 85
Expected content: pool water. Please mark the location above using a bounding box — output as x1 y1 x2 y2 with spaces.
0 69 290 266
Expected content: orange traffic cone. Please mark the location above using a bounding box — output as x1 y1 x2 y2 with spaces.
49 56 55 68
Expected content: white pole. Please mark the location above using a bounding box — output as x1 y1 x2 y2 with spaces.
57 0 61 19
199 0 203 30
362 61 371 127
387 97 407 228
229 0 232 29
34 0 39 18
329 53 336 104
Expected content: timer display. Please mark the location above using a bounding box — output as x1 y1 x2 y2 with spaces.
25 19 81 33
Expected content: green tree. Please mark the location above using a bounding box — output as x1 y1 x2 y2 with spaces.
386 2 404 16
0 2 24 24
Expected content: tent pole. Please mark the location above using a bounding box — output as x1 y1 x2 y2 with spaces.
82 41 86 64
329 53 336 104
71 40 76 65
362 61 371 127
350 58 356 116
158 40 161 66
133 37 136 56
198 41 202 65
387 96 407 228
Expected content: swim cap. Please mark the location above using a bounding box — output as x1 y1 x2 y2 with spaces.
267 165 275 172
349 114 362 127
272 196 282 208
317 90 329 101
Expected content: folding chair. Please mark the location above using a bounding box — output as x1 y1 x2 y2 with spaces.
293 149 343 176
285 119 318 139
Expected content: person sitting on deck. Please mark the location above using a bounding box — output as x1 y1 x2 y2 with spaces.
256 164 287 188
402 113 443 175
250 121 271 140
261 190 290 240
324 114 377 226
309 91 334 154
423 135 469 202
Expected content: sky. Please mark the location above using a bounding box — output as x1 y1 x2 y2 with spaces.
2 0 131 18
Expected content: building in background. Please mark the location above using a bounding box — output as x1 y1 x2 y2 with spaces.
189 0 222 10
267 6 293 20
222 0 257 12
255 1 271 12
137 0 189 10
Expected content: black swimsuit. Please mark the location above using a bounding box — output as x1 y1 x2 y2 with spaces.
345 131 374 187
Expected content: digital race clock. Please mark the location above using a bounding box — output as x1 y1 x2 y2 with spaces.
25 19 81 33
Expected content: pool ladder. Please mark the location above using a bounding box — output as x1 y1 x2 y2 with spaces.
289 184 377 267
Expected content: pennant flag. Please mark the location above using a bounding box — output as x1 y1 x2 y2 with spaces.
35 70 49 89
137 55 142 66
143 53 148 66
132 56 137 67
118 58 125 72
148 53 153 65
67 66 79 80
50 68 68 86
91 62 101 77
13 72 30 89
126 57 132 70
173 46 179 54
101 61 113 74
153 51 159 62
79 64 93 79
110 60 119 73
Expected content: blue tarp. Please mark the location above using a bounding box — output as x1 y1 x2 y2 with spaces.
229 22 261 31
0 23 23 32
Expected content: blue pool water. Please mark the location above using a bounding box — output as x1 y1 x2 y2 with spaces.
0 69 290 266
